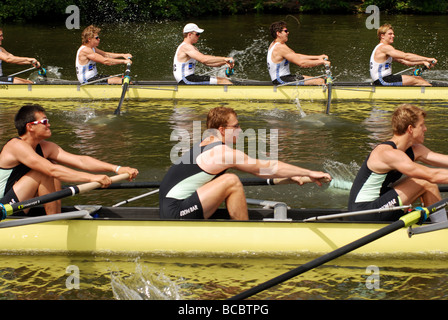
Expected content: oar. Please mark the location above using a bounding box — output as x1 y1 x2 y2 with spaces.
8 66 37 77
303 205 411 222
0 210 90 228
97 176 328 190
114 62 132 115
228 197 448 300
324 61 332 114
8 65 47 78
0 173 129 219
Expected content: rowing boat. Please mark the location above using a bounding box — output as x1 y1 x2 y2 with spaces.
1 81 448 102
1 205 447 256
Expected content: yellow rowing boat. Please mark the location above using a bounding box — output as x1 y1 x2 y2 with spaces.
1 81 447 101
1 206 446 256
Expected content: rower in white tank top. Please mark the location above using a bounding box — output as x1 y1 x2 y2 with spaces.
370 43 393 81
75 45 98 83
173 42 196 83
267 42 291 83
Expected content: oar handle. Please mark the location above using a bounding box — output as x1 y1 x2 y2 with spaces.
77 173 130 193
1 173 129 219
271 177 331 185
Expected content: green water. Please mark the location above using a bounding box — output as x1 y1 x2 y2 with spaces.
0 14 448 302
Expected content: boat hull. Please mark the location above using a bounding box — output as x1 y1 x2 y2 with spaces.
1 82 447 101
1 207 446 256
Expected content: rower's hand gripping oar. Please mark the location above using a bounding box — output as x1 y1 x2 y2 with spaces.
228 197 448 300
413 60 436 76
114 61 132 115
0 173 129 220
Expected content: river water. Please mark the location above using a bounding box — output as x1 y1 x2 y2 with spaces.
0 14 448 302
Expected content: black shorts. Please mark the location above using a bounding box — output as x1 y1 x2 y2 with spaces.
272 74 305 85
0 188 20 206
160 191 204 219
373 74 403 86
178 74 217 85
348 188 405 221
0 76 14 84
86 74 110 84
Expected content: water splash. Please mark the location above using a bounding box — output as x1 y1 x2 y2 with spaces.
111 260 182 300
323 160 359 190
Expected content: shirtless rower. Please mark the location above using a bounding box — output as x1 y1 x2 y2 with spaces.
76 25 132 84
0 28 41 84
370 24 436 86
267 21 330 85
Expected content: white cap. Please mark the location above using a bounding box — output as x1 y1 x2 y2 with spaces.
183 23 204 34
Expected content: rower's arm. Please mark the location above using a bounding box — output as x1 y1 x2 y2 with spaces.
414 144 448 168
184 46 232 67
382 45 436 66
283 48 328 68
85 48 131 66
0 49 37 66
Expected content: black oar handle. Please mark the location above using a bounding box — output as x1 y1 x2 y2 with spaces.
1 186 79 219
0 173 129 219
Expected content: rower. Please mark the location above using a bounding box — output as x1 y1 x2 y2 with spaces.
0 104 139 215
0 27 41 84
370 24 436 86
267 21 331 85
76 25 132 84
348 104 448 222
173 23 234 85
159 106 332 220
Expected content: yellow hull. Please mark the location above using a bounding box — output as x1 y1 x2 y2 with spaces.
1 82 447 101
1 216 446 256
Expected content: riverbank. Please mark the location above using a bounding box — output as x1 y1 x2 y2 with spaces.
1 0 447 24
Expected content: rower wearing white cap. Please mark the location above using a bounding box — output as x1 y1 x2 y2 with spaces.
173 23 234 85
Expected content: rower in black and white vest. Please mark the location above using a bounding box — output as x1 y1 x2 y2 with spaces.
348 104 448 222
370 23 436 86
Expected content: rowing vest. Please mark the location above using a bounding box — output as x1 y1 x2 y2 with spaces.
267 42 291 83
159 141 226 201
348 141 414 206
76 45 98 83
0 138 44 197
370 43 393 82
173 42 196 83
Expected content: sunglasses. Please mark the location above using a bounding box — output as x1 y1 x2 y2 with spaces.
28 118 49 125
95 36 100 40
282 29 289 33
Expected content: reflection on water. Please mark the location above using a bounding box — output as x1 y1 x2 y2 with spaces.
2 98 448 210
1 253 448 300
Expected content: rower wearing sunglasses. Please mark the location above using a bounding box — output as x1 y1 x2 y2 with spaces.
173 23 234 85
0 104 139 215
76 25 132 84
0 27 41 84
267 21 330 85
